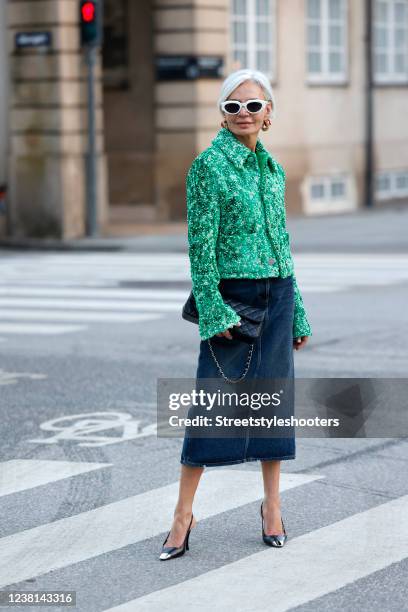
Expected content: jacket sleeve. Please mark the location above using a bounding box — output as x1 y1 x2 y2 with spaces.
292 271 312 338
277 164 312 339
186 158 241 341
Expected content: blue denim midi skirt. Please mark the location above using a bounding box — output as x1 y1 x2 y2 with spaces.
180 275 296 467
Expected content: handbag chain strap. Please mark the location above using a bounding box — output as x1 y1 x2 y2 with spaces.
207 338 254 384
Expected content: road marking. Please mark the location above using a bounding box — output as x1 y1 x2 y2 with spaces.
0 298 182 311
0 323 86 335
1 253 407 295
0 255 188 267
0 460 111 498
0 370 47 386
0 470 322 588
0 310 163 323
0 254 188 264
106 493 408 612
0 288 188 299
0 273 189 281
0 280 122 288
28 411 157 447
1 253 406 261
294 284 349 292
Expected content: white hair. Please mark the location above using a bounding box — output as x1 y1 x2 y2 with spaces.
217 69 277 118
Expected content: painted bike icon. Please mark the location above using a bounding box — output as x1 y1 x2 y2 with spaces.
28 411 157 447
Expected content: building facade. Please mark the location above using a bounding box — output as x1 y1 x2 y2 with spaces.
1 0 408 239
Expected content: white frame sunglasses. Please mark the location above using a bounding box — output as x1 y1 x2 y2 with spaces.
220 99 269 115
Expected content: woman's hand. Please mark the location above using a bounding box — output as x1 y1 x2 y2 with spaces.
215 321 241 340
293 336 309 350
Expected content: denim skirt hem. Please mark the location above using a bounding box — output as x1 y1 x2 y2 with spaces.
180 454 296 468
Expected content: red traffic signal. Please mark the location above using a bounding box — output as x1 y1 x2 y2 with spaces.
80 0 102 47
81 2 96 22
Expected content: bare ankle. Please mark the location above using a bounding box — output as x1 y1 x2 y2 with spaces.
174 507 193 520
263 497 281 509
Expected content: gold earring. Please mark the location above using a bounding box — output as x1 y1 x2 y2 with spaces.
262 118 272 131
221 119 228 129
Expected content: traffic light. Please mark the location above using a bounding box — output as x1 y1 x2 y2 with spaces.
80 0 103 47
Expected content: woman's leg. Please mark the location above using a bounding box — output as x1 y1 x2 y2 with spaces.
165 464 204 547
261 460 285 534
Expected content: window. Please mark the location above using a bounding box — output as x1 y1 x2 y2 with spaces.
306 0 348 83
304 173 354 214
396 171 408 191
373 0 408 83
230 0 276 78
311 182 325 199
330 178 346 198
102 0 129 89
376 172 392 195
309 175 348 200
376 169 408 198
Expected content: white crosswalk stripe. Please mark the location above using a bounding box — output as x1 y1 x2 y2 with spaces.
0 323 86 335
0 464 321 588
106 493 408 612
0 251 407 338
0 287 188 299
0 460 111 497
0 298 182 311
0 310 163 323
0 253 190 283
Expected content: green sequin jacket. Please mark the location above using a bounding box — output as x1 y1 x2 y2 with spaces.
186 127 312 341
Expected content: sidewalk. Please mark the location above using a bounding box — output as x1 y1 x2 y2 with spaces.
0 202 407 253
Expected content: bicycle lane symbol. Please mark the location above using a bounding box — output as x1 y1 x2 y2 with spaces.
27 411 157 448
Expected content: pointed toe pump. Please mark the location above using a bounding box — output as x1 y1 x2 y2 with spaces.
260 502 288 548
159 513 194 561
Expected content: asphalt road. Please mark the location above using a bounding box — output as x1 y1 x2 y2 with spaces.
0 208 407 612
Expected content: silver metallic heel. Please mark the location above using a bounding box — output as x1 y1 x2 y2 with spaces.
159 513 194 560
260 502 288 548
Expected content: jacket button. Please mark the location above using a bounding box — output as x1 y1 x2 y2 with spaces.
268 258 275 264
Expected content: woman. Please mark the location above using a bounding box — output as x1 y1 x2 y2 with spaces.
160 69 312 560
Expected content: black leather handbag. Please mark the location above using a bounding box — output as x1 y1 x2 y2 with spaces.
182 290 267 383
182 290 266 344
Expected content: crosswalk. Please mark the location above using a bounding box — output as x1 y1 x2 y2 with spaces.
0 458 407 611
0 253 189 337
108 494 408 612
0 460 321 588
0 251 407 338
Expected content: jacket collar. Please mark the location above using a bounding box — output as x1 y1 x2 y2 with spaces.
212 127 278 173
